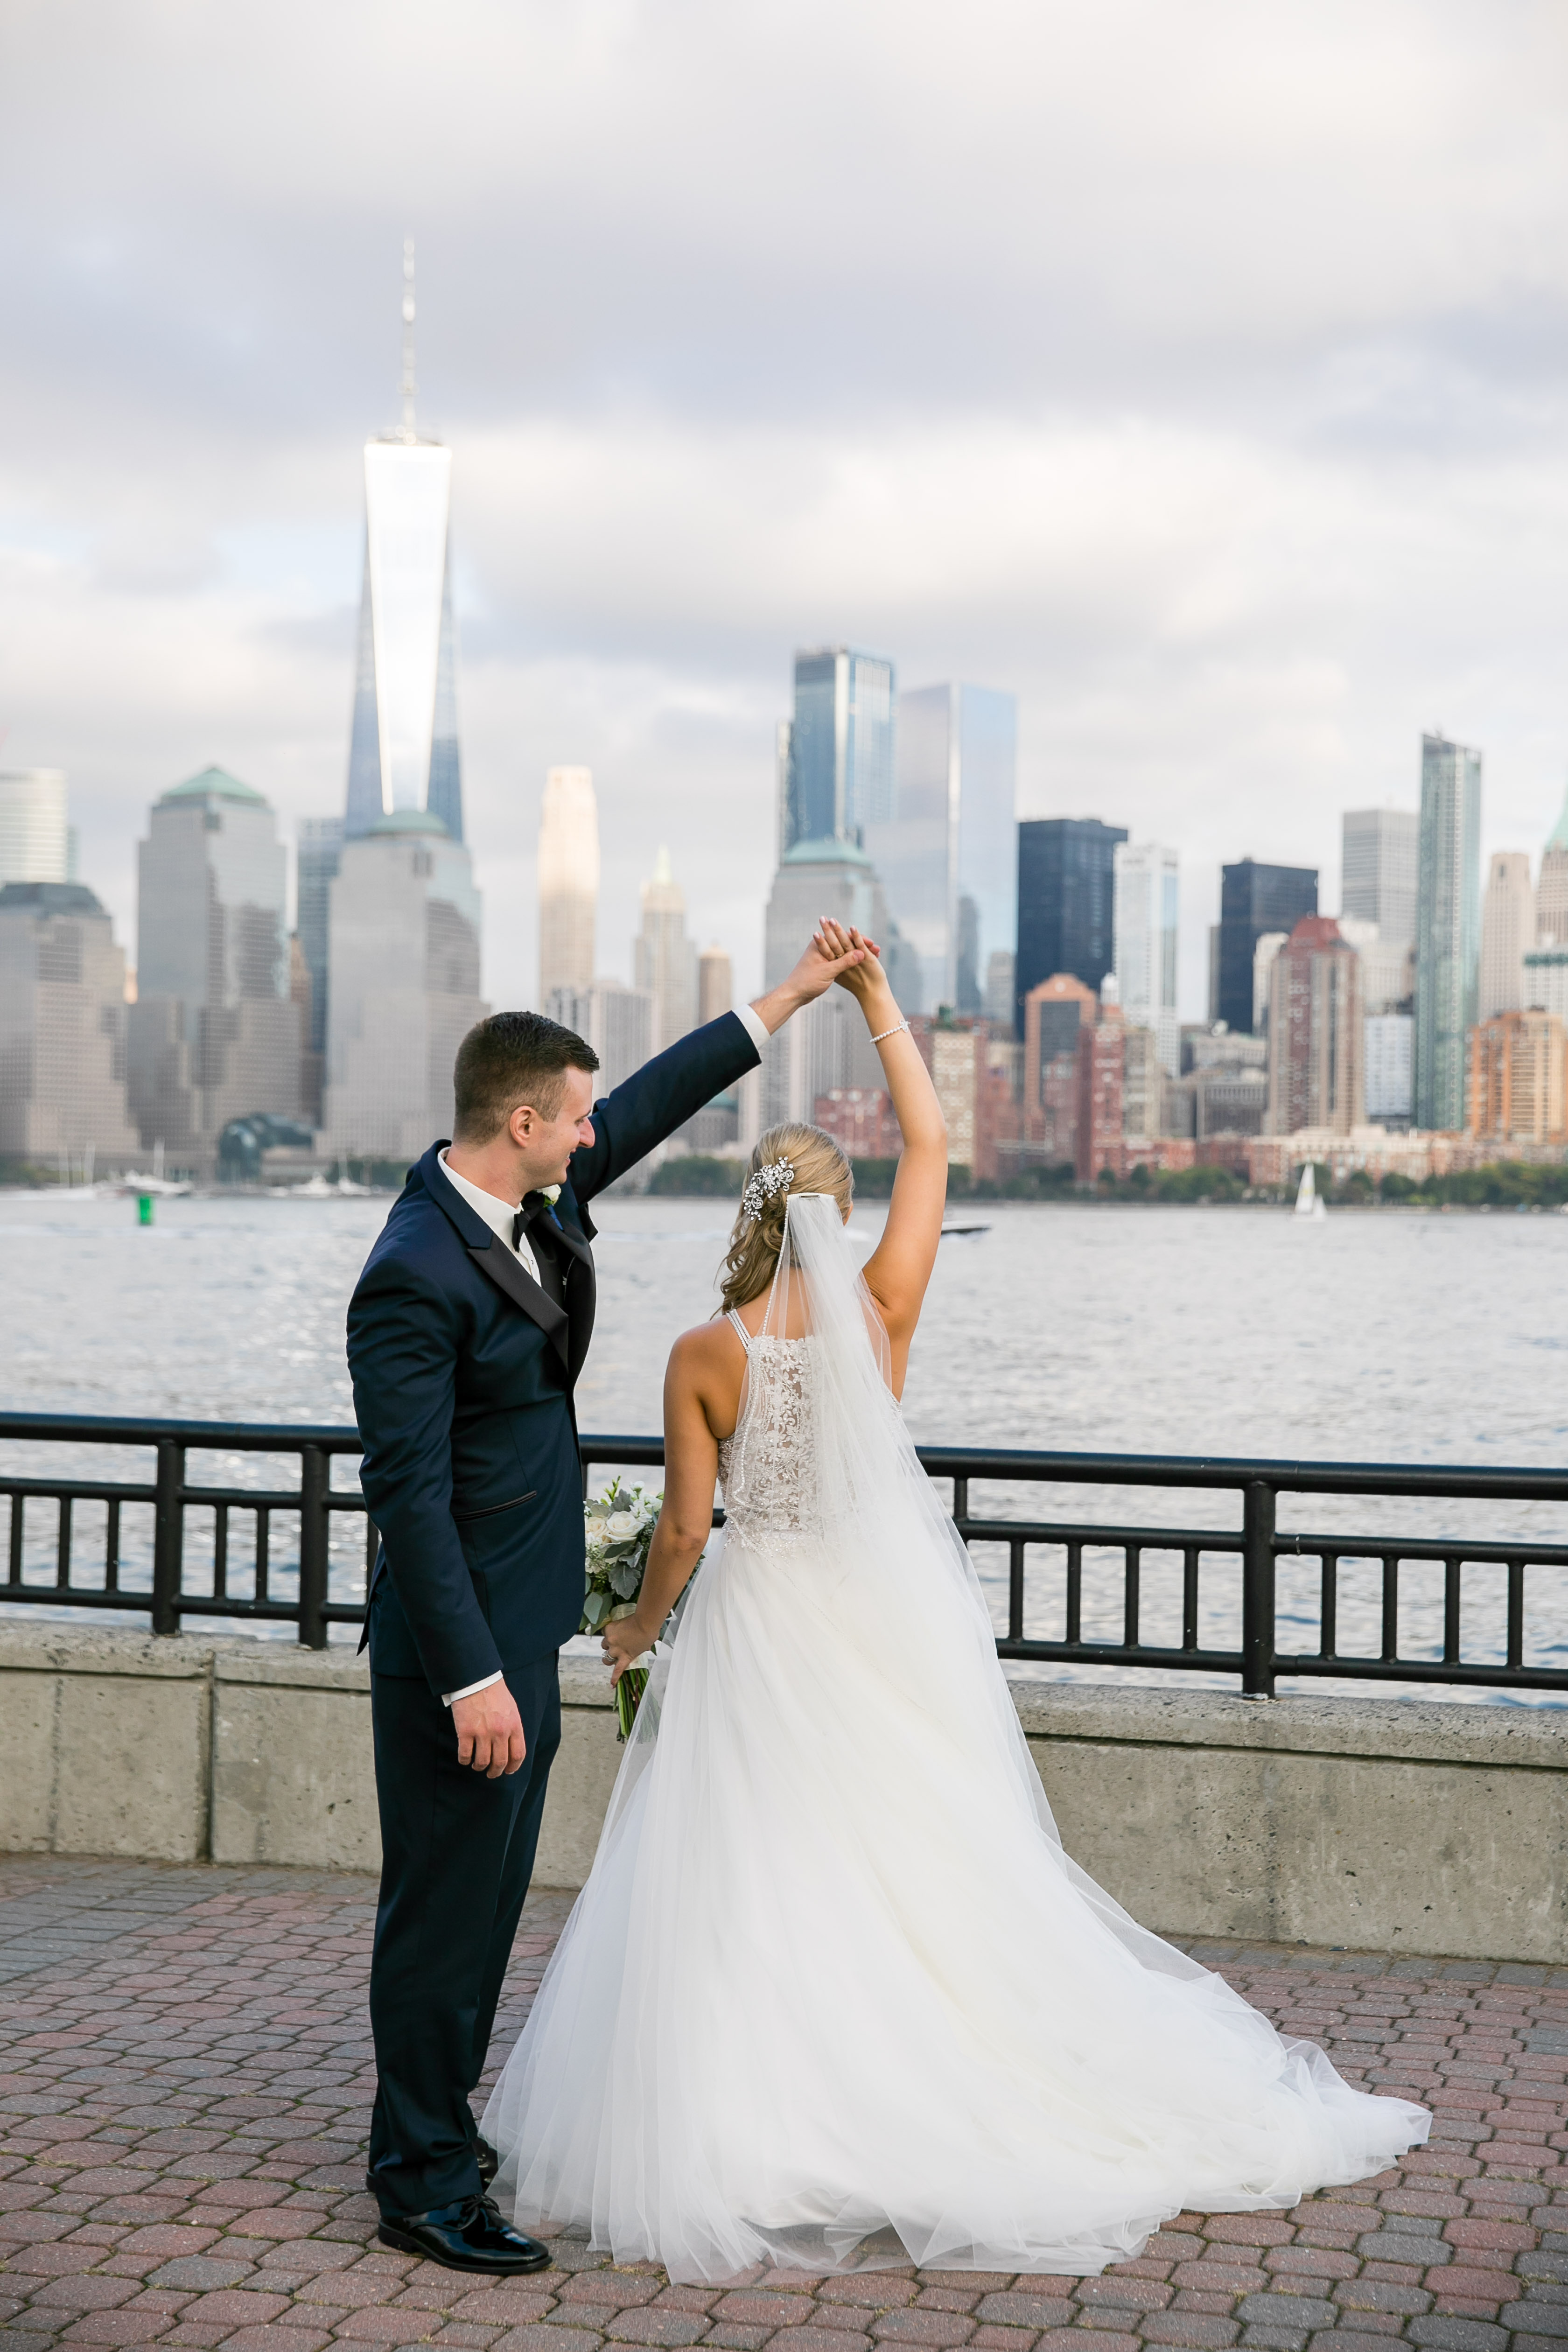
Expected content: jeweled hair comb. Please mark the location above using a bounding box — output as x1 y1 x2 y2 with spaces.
740 1158 794 1227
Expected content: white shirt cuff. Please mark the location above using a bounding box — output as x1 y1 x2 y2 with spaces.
737 1001 771 1054
442 1670 504 1708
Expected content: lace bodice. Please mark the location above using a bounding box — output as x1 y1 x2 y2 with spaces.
718 1319 821 1543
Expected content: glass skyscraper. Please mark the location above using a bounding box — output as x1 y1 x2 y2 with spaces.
1113 840 1180 1076
1342 809 1418 949
343 250 464 843
863 684 1017 1017
296 817 344 1057
1414 731 1482 1132
1015 818 1127 1032
778 647 895 853
0 771 69 887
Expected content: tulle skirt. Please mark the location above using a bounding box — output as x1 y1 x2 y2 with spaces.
484 1502 1429 2283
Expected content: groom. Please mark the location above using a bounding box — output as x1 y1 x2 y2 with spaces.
346 929 863 2275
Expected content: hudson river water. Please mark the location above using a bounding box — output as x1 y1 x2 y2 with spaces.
3 1190 1566 1700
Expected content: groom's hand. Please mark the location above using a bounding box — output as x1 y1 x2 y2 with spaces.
749 926 875 1035
452 1681 527 1778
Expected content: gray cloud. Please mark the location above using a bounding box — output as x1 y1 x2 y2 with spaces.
2 0 1567 1014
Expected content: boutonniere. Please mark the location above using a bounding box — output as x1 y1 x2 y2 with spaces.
541 1185 562 1207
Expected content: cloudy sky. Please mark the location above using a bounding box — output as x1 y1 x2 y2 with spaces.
3 0 1567 1013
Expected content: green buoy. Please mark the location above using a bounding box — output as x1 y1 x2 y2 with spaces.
137 1193 154 1226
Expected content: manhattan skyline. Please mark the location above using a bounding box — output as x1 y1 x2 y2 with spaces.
1 3 1566 1019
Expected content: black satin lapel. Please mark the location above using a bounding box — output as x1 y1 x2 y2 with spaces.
542 1212 595 1386
547 1212 592 1268
567 1254 597 1388
467 1241 571 1372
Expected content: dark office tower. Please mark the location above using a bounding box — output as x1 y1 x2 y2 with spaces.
1216 859 1318 1036
1015 819 1127 1033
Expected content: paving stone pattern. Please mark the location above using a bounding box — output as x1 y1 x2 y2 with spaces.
1 1858 1565 2352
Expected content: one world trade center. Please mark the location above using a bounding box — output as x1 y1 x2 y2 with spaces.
343 240 464 843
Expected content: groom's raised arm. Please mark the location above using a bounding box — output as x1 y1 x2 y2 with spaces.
568 1009 765 1206
566 931 878 1206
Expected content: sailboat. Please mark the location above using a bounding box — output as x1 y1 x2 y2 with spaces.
1294 1162 1327 1220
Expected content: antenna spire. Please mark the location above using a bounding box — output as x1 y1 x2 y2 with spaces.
399 236 417 438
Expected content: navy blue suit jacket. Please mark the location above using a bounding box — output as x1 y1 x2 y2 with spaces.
346 1013 760 1696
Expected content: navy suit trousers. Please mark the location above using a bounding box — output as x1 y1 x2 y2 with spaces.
365 1656 562 2218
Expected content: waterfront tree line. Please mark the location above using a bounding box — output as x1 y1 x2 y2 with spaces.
646 1154 1568 1210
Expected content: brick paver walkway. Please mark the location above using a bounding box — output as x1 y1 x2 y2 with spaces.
1 1858 1564 2352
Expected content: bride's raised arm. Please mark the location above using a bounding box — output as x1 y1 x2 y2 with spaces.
818 917 947 1371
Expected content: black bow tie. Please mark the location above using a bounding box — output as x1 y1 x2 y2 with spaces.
512 1191 556 1253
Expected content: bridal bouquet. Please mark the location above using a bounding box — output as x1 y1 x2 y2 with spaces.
581 1478 661 1739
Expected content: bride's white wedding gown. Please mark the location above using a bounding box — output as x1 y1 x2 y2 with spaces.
485 1196 1428 2283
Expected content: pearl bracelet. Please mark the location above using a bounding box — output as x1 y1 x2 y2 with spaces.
869 1018 910 1044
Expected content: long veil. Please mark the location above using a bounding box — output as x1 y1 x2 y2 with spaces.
723 1190 909 1547
728 1191 1221 1980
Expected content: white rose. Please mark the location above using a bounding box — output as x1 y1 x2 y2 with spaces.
606 1511 641 1540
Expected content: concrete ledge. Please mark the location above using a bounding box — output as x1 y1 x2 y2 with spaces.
1009 1679 1567 1766
0 1626 1561 1959
212 1643 376 1870
0 1624 217 1862
1009 1680 1567 1962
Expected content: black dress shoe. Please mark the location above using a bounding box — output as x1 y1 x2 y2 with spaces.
377 2193 550 2274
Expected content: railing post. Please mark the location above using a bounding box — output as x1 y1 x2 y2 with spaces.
299 1445 329 1650
1240 1477 1276 1698
151 1439 185 1636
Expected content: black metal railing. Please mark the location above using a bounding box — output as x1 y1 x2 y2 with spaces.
2 1414 1566 1698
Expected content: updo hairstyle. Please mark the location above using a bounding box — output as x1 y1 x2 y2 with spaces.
719 1123 853 1313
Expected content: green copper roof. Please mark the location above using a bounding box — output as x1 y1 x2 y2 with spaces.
0 881 107 920
365 808 448 838
780 835 873 868
1547 779 1568 853
160 765 266 807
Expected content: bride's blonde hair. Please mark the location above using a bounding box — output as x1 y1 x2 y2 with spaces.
719 1123 853 1313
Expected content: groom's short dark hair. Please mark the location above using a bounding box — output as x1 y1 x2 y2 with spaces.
452 1011 600 1143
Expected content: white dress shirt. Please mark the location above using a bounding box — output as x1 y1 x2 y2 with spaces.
435 1002 772 1708
439 1149 541 1285
734 1000 771 1058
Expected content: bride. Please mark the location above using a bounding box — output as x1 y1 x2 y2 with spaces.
484 921 1428 2283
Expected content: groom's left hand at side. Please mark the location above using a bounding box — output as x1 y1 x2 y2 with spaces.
451 1680 527 1778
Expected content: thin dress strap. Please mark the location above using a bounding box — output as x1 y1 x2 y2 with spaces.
725 1308 752 1355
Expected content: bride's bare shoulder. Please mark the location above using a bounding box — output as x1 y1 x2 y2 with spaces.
666 1320 746 1438
666 1318 742 1382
